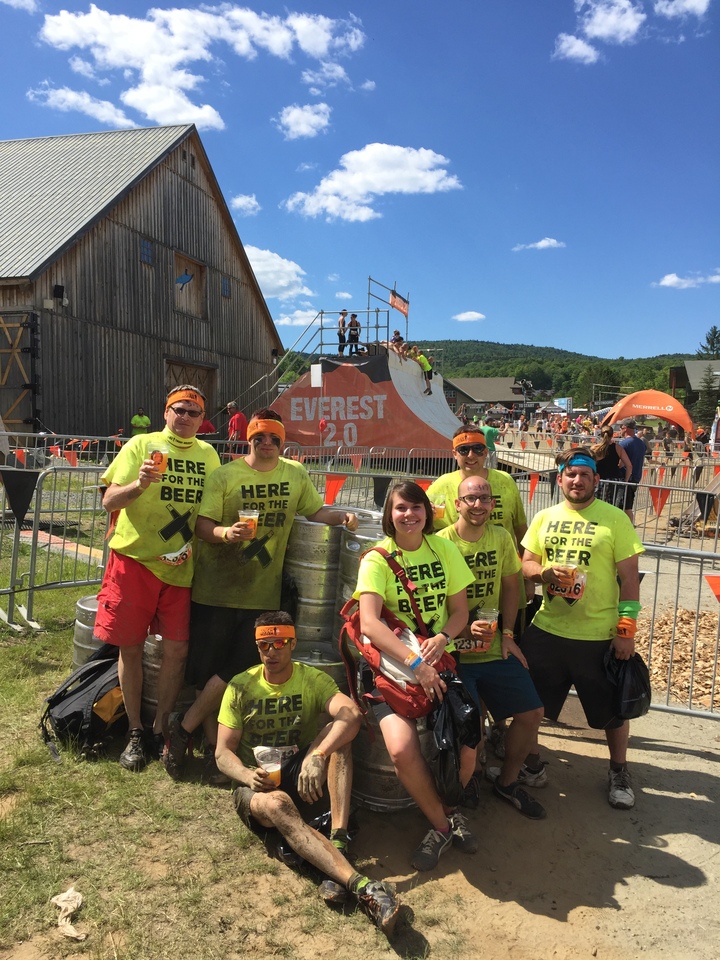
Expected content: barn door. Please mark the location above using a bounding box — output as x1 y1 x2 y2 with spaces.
0 312 40 432
165 361 216 413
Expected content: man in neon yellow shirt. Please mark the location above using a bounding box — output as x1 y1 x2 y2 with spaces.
521 449 644 810
437 476 546 819
96 385 220 772
164 409 358 782
130 406 151 436
216 610 399 934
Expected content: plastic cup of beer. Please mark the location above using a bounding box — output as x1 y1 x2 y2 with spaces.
237 509 260 538
253 746 281 786
557 563 578 585
474 607 499 647
149 443 170 474
432 496 446 520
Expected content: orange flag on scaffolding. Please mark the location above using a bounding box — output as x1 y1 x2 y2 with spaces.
648 486 670 515
529 473 539 503
325 474 347 504
704 575 720 603
414 478 432 490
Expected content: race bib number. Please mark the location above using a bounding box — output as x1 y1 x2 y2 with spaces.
548 571 586 605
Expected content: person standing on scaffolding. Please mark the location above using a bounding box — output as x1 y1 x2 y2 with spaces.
337 309 347 355
347 314 361 356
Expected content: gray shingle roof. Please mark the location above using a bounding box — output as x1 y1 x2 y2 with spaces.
0 124 193 280
444 376 521 403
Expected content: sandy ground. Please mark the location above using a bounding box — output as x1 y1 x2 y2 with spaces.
350 697 720 960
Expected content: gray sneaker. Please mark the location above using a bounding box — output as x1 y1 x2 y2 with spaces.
608 767 635 809
119 728 146 772
411 827 453 871
486 762 548 788
449 811 479 854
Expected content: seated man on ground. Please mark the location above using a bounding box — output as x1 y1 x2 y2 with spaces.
438 476 546 820
215 611 400 937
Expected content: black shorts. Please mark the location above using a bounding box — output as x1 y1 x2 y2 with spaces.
185 602 264 687
522 623 624 730
233 745 330 842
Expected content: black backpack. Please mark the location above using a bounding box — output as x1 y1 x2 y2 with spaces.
40 643 127 761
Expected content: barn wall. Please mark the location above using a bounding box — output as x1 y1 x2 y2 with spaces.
0 132 278 436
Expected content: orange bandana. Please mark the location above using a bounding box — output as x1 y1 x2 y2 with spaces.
453 431 485 449
255 624 295 640
165 389 205 413
248 418 286 443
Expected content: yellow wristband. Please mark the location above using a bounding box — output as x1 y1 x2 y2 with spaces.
221 527 230 543
311 749 326 760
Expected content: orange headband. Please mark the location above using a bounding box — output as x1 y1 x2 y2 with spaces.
165 389 205 413
255 624 295 640
248 418 286 443
453 432 485 449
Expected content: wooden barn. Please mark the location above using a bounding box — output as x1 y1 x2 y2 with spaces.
0 124 281 437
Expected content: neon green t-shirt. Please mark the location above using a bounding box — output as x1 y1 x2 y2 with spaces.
191 457 324 610
102 430 221 586
427 469 527 544
437 523 521 663
130 414 151 436
480 425 500 451
522 498 645 641
217 661 339 767
353 534 474 641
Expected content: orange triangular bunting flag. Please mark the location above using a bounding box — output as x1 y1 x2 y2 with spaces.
682 451 688 459
49 445 61 457
325 474 347 504
658 467 665 484
547 439 553 448
704 575 720 603
414 479 432 491
14 449 26 466
520 441 526 449
681 466 688 481
653 449 660 458
715 466 720 477
350 455 363 473
648 486 670 515
529 473 539 503
64 450 78 467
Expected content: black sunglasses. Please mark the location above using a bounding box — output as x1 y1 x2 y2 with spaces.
456 443 487 456
169 405 203 419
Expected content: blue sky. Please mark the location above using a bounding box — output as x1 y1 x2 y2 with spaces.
1 0 718 358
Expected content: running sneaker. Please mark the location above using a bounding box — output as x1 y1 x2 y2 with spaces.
489 724 506 760
449 811 479 854
355 880 400 937
411 827 453 871
493 781 547 820
486 762 548 788
608 767 635 809
162 712 192 781
119 728 146 772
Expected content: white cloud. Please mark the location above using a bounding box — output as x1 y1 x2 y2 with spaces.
245 245 314 300
327 273 339 282
512 237 566 251
360 79 376 92
552 33 600 63
579 0 647 44
656 270 720 288
654 0 711 16
301 61 350 95
69 56 99 79
336 291 352 300
275 308 321 327
275 103 331 140
284 143 462 222
1 0 38 11
230 193 261 215
27 84 136 127
453 311 486 322
35 5 365 129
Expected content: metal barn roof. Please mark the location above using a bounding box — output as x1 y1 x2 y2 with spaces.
0 124 193 280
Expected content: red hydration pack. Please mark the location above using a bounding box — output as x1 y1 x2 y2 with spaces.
338 547 456 720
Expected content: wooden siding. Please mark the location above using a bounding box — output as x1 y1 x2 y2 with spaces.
0 131 279 436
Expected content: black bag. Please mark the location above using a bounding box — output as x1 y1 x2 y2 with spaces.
40 644 127 761
426 671 482 806
604 650 652 720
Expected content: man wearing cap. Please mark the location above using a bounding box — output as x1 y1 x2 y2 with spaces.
96 385 221 771
437 475 546 820
164 408 358 781
215 610 399 935
617 420 646 522
521 449 644 810
226 401 248 445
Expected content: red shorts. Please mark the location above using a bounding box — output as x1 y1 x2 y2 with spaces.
94 551 191 647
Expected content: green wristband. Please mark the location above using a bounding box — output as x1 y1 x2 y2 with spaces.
618 600 641 619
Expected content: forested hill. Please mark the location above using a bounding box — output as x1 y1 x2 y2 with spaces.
424 340 693 405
